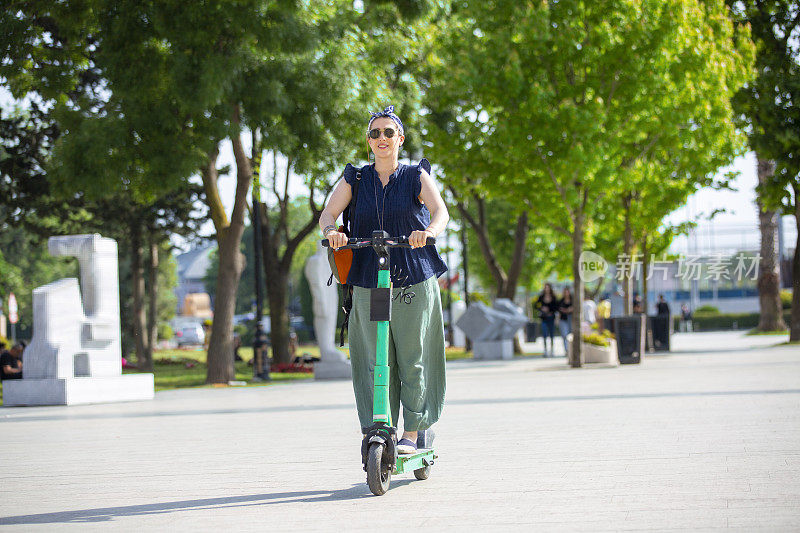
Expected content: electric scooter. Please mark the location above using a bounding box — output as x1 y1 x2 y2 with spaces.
323 230 437 496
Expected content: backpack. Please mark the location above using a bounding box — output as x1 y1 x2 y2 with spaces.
327 167 361 346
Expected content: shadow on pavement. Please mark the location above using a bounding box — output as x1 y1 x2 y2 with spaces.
667 346 782 355
0 482 416 525
0 404 355 423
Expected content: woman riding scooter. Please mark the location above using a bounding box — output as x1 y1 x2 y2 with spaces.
318 105 449 455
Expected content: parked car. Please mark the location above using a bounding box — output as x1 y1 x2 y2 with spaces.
176 324 205 346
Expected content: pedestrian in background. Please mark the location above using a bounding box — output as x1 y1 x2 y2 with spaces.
656 294 670 316
0 343 23 381
534 283 557 357
557 287 574 356
633 293 644 314
680 304 693 332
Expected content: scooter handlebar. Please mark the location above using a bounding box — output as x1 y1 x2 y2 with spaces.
321 236 436 249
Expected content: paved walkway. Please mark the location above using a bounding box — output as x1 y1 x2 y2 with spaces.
1 332 798 531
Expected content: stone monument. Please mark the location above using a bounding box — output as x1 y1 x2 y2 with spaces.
3 234 154 406
305 241 351 379
455 299 528 360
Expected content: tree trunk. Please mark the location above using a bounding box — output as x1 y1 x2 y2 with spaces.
454 199 529 300
142 237 158 372
502 210 529 300
265 266 291 365
461 219 471 352
570 210 584 368
131 222 150 369
254 152 323 367
622 193 634 315
641 237 649 315
504 210 528 354
790 184 800 342
587 277 605 301
453 200 531 353
756 156 787 332
207 228 246 382
454 198 508 297
203 120 252 384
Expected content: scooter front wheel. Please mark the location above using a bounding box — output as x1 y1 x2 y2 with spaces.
366 443 391 495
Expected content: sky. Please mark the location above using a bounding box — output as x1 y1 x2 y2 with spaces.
664 152 796 257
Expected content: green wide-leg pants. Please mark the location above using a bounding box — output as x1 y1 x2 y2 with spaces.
349 276 446 432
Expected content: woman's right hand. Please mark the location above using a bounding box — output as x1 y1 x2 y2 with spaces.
326 230 348 250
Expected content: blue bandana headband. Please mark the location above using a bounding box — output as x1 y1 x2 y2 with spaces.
368 105 404 135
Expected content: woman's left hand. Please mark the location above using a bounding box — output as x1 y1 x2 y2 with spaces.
409 229 434 249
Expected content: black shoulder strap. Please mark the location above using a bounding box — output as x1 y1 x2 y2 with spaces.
339 285 353 347
339 168 361 346
342 169 361 236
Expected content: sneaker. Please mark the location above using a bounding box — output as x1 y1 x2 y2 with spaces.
396 438 417 455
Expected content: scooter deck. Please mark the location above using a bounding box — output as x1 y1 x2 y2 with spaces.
394 448 436 474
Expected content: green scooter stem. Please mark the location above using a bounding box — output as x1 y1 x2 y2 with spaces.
373 268 392 426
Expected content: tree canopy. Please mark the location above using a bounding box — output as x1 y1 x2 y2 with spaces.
424 0 753 365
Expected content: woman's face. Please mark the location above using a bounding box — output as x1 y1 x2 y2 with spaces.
367 117 404 160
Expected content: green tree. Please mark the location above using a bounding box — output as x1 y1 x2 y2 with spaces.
0 222 79 340
727 1 799 338
2 0 374 381
597 151 739 313
426 0 753 366
1 4 210 370
117 240 179 363
91 189 205 371
456 196 567 300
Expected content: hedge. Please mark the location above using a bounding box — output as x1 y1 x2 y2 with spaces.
673 310 792 332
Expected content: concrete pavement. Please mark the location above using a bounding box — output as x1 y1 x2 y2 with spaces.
1 331 798 531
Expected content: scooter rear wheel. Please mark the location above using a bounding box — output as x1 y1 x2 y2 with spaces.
366 442 391 495
414 465 431 480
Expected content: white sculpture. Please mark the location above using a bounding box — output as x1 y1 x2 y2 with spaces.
3 234 154 406
451 299 467 348
305 241 351 379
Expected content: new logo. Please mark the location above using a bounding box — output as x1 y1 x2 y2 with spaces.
579 251 608 282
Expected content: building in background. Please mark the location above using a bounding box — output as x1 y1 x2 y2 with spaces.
175 244 216 315
604 216 795 316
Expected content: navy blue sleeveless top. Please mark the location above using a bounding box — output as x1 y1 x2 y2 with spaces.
343 159 448 288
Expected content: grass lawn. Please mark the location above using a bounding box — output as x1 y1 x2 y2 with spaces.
149 344 338 364
746 329 790 336
130 344 344 391
123 360 313 391
445 346 543 360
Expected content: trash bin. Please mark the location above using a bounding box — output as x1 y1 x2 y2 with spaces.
646 315 671 352
610 315 646 364
525 321 539 343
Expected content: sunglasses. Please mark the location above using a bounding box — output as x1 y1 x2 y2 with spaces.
368 127 398 139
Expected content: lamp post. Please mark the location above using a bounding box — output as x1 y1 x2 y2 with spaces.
251 148 270 381
460 219 471 352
